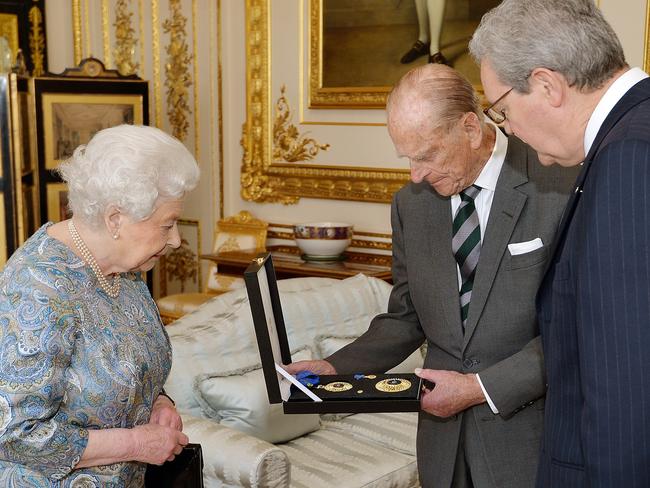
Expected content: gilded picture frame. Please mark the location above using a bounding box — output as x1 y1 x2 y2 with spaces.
32 75 148 223
41 93 143 170
45 182 70 224
310 0 499 109
242 0 409 204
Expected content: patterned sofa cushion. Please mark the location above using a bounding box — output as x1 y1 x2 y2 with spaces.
194 348 321 443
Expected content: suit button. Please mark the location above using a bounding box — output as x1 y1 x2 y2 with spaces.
463 358 479 369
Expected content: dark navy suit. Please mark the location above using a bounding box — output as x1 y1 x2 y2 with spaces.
537 77 650 487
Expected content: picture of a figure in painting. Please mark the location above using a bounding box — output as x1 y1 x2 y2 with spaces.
400 0 448 65
321 0 501 88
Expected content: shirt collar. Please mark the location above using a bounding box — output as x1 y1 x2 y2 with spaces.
473 122 507 193
584 67 649 155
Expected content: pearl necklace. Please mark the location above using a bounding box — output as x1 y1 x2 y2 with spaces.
68 220 121 298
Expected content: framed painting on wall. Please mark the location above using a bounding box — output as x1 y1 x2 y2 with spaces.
40 93 142 170
310 0 501 109
31 58 148 223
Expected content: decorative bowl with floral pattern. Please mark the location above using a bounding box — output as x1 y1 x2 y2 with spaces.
293 222 353 260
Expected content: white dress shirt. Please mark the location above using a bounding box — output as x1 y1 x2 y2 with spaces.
449 123 508 414
584 67 649 156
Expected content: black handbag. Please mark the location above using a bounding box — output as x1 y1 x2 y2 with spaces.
144 443 204 488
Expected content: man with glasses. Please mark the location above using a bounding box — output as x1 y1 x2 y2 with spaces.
287 63 577 487
471 1 650 486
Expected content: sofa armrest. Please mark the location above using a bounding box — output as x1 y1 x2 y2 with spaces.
182 414 290 488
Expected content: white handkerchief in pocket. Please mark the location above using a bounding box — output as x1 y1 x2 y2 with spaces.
508 237 543 256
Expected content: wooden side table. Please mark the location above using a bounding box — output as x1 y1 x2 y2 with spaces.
201 246 392 283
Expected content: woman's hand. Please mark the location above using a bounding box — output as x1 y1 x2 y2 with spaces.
130 424 189 465
78 424 189 468
149 394 183 431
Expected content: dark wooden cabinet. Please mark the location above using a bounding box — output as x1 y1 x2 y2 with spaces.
0 72 39 265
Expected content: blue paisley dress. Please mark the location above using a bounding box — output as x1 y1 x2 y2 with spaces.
0 224 172 487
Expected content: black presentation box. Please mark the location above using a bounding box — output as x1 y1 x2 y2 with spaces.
244 252 422 414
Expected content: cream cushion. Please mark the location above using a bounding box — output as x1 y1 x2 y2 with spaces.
194 348 320 443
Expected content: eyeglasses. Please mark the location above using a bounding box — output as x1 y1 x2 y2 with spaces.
483 87 513 124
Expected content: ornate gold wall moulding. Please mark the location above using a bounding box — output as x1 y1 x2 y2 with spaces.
163 0 192 141
274 85 330 162
221 209 266 227
114 0 139 76
102 0 111 68
28 6 45 76
241 0 409 205
72 0 83 65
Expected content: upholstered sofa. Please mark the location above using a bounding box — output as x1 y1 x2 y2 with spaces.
164 273 424 488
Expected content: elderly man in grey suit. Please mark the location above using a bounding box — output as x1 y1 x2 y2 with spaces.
287 63 577 487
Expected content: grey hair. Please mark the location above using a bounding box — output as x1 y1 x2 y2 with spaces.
57 124 200 226
386 63 482 133
469 0 627 93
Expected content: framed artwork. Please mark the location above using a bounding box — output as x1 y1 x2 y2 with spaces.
159 219 201 297
45 182 70 224
41 93 142 169
310 0 500 108
31 58 148 223
242 0 410 204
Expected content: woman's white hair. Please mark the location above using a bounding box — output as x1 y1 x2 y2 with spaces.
57 124 199 226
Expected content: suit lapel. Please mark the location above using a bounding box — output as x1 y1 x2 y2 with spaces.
418 187 465 349
544 77 650 273
462 138 528 348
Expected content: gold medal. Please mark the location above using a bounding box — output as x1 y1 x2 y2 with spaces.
374 378 412 393
320 381 353 392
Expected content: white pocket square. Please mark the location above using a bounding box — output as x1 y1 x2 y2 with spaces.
508 237 543 256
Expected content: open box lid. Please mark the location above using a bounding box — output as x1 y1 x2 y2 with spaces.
244 252 305 404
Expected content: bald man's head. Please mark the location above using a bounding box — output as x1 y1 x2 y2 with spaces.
387 64 482 137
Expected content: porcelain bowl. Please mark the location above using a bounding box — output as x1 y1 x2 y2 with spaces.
293 222 353 259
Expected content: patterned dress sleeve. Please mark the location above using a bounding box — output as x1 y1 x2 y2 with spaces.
0 250 89 481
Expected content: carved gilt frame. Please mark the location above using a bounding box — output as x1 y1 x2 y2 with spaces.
241 0 408 204
309 0 389 109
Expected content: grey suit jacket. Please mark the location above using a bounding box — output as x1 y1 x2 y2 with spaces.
328 136 578 488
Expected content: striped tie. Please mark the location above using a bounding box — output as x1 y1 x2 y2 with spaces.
452 185 481 330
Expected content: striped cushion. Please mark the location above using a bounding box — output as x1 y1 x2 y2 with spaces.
280 427 419 488
320 412 418 456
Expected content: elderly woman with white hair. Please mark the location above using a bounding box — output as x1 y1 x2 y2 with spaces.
0 124 200 487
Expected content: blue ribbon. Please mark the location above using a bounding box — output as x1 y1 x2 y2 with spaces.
296 370 320 388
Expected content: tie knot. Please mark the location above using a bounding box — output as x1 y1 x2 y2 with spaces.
460 184 481 201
